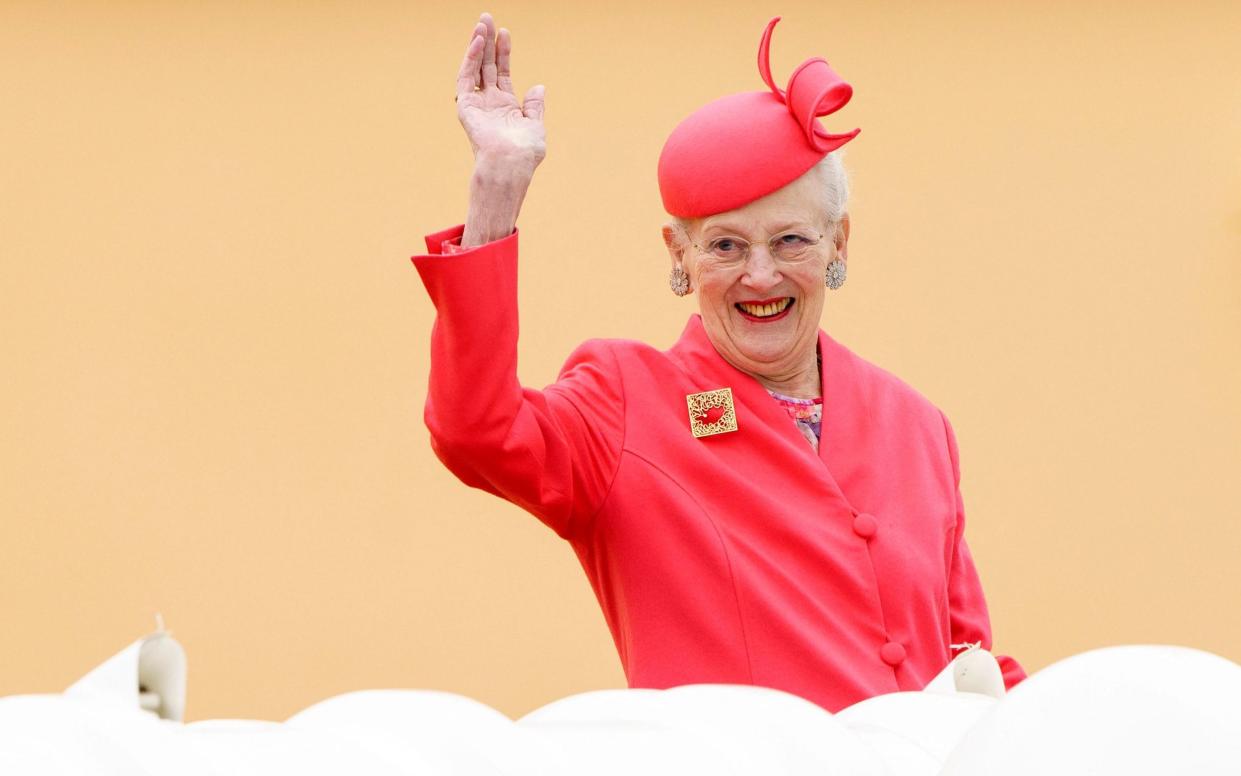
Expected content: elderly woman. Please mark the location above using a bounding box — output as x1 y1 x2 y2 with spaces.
411 12 1026 713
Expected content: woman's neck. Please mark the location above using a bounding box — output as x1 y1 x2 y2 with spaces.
751 346 821 399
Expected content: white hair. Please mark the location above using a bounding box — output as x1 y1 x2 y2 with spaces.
812 150 850 228
672 150 851 237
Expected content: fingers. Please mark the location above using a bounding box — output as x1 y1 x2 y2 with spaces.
522 84 545 121
496 27 513 94
480 12 498 89
455 23 485 98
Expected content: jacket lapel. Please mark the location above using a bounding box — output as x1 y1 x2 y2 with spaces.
817 329 868 502
667 315 857 512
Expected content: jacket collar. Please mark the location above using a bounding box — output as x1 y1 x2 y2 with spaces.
667 314 863 510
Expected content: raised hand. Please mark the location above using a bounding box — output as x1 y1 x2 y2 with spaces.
455 13 546 172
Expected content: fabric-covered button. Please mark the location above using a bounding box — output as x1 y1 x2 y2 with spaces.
880 641 906 666
852 513 877 539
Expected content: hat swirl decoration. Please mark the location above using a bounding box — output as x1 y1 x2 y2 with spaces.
757 17 860 153
658 16 860 219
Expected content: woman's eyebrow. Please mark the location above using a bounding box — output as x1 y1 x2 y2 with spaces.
698 218 741 235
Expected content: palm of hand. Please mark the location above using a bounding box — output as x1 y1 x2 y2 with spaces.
455 14 546 165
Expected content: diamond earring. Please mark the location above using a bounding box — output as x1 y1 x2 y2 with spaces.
669 265 691 296
825 258 847 290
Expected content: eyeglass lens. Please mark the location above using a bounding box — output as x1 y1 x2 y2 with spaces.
706 231 820 262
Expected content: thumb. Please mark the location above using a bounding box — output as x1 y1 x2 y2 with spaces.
522 84 545 121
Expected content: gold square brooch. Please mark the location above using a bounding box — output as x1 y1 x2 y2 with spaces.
686 387 738 439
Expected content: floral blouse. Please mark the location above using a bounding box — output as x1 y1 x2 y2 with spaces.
767 390 823 450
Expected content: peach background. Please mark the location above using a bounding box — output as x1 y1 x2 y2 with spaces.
2 1 1238 722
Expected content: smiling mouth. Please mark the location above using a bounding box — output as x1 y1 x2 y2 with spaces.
735 297 794 321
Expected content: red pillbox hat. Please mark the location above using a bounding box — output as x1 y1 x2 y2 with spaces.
657 17 860 219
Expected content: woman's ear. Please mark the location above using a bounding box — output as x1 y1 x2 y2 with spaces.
835 213 850 262
662 223 687 268
662 223 694 296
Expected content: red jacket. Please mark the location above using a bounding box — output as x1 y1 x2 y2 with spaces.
412 223 1027 712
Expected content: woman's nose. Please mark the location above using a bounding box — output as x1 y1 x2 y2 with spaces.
740 246 782 291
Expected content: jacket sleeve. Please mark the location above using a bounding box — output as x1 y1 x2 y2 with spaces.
940 410 1029 691
410 224 625 541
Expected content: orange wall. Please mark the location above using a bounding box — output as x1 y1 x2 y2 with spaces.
2 1 1239 722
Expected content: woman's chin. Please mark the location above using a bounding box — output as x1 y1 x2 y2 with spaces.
704 316 813 377
729 340 803 372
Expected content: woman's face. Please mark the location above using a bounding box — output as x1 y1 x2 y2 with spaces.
664 168 849 385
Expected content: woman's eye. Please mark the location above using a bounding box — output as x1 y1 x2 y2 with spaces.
712 239 742 255
780 234 810 244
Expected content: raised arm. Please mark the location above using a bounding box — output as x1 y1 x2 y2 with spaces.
941 410 1029 690
411 14 622 540
454 12 545 246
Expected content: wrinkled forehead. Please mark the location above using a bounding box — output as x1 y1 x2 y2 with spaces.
698 211 825 239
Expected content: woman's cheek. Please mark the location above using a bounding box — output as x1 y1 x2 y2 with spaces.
695 272 730 305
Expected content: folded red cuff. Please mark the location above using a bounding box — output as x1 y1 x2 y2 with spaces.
412 224 518 261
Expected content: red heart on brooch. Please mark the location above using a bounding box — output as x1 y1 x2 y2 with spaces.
696 406 726 425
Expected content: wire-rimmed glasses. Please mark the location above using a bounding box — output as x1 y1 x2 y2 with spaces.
686 228 826 266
